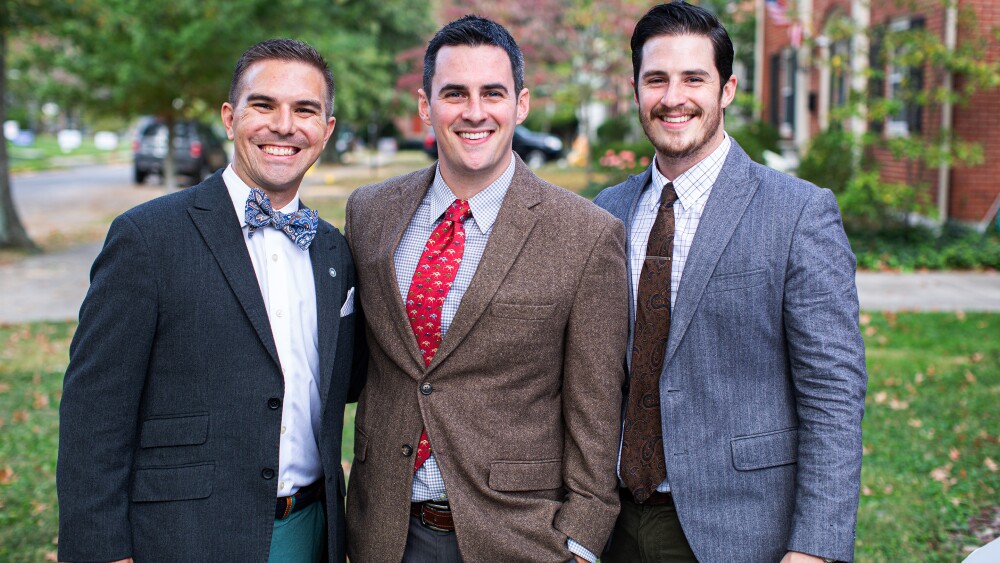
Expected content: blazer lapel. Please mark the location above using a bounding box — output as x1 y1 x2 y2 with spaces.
309 219 343 403
429 159 541 370
614 169 652 371
380 168 437 374
664 142 760 366
188 177 281 368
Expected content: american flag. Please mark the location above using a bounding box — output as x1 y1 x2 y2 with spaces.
766 0 790 26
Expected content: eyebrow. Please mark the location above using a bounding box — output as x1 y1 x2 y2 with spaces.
246 93 324 112
437 83 510 94
641 69 712 80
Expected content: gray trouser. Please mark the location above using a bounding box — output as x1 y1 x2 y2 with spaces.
402 515 463 563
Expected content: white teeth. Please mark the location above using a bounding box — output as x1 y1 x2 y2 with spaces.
261 145 297 156
663 116 692 123
459 131 490 140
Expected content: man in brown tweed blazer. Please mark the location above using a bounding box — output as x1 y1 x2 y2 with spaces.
344 15 629 563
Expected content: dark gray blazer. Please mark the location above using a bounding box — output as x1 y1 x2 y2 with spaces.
594 140 867 562
57 172 364 562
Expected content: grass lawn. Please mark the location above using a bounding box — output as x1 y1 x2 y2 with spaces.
1 313 997 561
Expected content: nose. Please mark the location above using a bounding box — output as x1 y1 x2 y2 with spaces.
661 81 687 110
461 96 486 123
270 106 295 136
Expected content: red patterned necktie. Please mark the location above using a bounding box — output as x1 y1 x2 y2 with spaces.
621 183 677 502
407 199 472 472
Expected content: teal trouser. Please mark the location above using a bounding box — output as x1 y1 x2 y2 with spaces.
268 500 326 563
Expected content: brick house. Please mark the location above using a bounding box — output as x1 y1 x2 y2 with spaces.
755 0 1000 224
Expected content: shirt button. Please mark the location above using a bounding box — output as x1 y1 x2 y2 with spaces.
279 481 284 490
268 397 281 409
281 425 286 435
271 254 279 262
402 444 413 456
420 383 433 395
275 309 284 318
262 468 275 479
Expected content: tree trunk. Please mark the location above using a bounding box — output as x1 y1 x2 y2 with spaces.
0 30 39 252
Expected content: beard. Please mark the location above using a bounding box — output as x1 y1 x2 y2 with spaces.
639 100 723 163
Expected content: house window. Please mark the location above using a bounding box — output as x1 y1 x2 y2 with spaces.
886 16 925 137
830 38 850 109
780 47 797 138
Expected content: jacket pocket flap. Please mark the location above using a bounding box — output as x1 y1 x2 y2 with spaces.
706 269 767 293
140 413 209 448
731 428 798 471
131 463 214 502
354 427 368 463
490 302 556 320
489 459 562 492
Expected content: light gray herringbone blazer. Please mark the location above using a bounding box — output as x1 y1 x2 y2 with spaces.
344 155 629 562
594 140 867 562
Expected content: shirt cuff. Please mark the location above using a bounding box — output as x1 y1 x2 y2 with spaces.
567 538 597 562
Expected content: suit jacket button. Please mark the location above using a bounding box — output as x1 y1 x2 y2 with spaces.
420 383 433 395
262 468 275 479
402 444 413 457
268 397 281 409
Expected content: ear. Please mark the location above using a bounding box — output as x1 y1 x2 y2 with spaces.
321 116 337 148
720 75 738 110
631 77 638 105
221 103 235 140
515 88 530 125
417 88 432 126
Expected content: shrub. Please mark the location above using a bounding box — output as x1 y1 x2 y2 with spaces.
797 126 856 194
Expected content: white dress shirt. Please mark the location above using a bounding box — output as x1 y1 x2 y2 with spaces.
224 165 322 498
623 134 731 493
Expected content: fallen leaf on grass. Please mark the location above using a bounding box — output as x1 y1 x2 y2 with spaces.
951 498 961 507
977 321 988 329
859 314 871 326
44 551 57 562
31 501 48 515
0 382 10 393
874 391 888 404
966 371 977 384
950 448 961 461
908 418 923 428
11 410 29 423
861 486 873 496
970 353 983 364
883 485 894 494
914 372 924 384
956 311 966 321
927 365 937 377
863 444 873 455
888 398 909 410
33 392 49 410
930 464 952 484
0 466 17 485
986 458 998 472
864 326 877 336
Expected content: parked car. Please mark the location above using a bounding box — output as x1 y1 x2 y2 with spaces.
132 119 229 185
423 125 563 168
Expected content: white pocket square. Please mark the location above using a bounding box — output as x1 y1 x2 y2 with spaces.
340 287 356 317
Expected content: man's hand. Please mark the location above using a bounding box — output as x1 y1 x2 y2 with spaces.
574 557 588 563
780 551 825 563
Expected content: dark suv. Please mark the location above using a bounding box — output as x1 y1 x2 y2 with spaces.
132 119 229 184
423 125 563 168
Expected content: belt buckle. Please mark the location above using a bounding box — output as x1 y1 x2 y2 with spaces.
420 501 452 533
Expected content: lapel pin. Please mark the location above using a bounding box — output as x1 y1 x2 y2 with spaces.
329 267 337 278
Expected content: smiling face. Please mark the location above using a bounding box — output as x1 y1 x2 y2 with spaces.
634 33 736 179
418 44 529 198
221 59 335 207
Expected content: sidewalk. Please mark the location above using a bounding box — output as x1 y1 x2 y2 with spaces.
2 245 997 324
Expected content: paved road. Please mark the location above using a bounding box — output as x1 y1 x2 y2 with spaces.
1 162 998 324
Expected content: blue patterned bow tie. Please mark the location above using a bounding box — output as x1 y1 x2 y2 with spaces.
244 187 319 250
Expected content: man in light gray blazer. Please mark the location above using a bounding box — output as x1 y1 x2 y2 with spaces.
57 39 363 562
594 3 867 563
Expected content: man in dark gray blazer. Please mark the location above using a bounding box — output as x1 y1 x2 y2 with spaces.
595 3 867 563
57 39 363 562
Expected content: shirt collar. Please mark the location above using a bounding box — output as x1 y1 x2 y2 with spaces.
426 154 515 235
224 164 301 227
647 132 731 211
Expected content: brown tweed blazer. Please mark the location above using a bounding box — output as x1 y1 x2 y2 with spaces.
344 156 629 562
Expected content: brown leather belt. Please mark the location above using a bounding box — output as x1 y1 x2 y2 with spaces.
275 480 324 520
620 487 674 507
410 500 455 532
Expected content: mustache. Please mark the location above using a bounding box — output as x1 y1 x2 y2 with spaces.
650 106 702 120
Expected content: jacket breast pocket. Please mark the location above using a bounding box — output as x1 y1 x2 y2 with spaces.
705 268 767 293
730 427 798 471
139 412 209 448
488 459 562 492
131 462 214 502
490 302 556 321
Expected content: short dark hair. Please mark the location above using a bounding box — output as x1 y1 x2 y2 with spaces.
423 15 525 95
631 1 734 94
229 38 335 117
